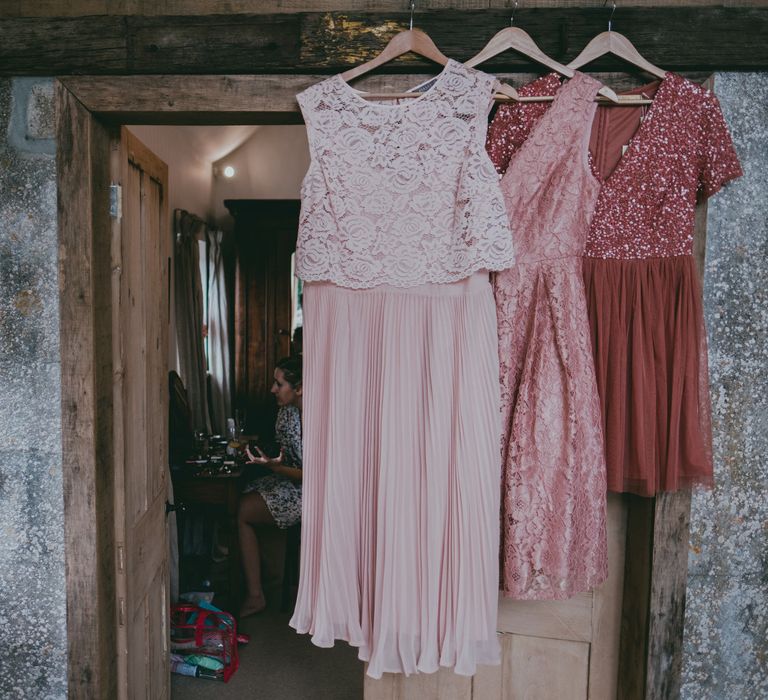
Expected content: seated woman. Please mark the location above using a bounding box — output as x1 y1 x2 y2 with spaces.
238 355 302 617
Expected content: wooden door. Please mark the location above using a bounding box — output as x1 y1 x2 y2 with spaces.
112 127 171 700
366 496 627 700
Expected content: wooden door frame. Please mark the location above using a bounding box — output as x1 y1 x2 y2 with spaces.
56 73 695 700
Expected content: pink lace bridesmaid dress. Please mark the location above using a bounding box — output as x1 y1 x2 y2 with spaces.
486 72 608 600
291 60 515 677
493 72 742 496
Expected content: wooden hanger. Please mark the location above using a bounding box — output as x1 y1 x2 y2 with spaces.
339 28 449 85
465 6 619 103
567 2 666 104
338 2 458 100
339 2 521 102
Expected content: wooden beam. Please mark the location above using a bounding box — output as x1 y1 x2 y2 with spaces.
56 81 118 699
60 70 711 125
2 8 768 75
1 1 766 18
647 491 693 699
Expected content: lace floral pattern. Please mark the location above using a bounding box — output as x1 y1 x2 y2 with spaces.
487 73 608 599
296 60 514 289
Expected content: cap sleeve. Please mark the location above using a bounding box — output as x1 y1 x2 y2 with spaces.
698 91 743 199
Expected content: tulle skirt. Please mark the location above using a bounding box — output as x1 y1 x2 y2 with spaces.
290 272 502 679
582 255 714 496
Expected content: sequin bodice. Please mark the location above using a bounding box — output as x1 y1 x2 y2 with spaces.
487 72 742 260
491 72 602 265
295 60 514 289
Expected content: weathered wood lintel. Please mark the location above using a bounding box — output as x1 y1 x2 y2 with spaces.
3 8 768 75
60 70 712 125
56 80 118 700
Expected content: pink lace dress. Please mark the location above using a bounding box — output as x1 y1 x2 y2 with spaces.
291 60 514 678
495 72 743 496
486 72 608 600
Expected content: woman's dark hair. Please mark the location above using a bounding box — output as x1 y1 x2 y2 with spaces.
276 355 302 388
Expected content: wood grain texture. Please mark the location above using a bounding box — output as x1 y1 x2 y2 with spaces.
114 126 171 700
618 495 654 699
504 634 590 699
471 646 503 699
226 200 299 441
2 9 768 74
2 1 766 17
396 668 472 700
647 491 693 700
57 80 117 699
588 494 628 699
365 672 397 700
497 593 593 642
60 71 711 127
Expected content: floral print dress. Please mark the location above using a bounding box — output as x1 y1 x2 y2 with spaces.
243 405 302 529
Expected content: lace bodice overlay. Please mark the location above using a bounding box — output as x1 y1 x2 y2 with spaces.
296 60 514 288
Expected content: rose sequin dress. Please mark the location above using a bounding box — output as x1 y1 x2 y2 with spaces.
290 60 515 678
494 72 742 496
486 73 608 600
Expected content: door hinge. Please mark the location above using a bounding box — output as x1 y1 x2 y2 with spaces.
109 183 122 220
118 597 126 627
117 543 125 573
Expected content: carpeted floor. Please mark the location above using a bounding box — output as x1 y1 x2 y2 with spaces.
171 607 363 700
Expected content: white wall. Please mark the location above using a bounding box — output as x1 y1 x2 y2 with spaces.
123 125 309 369
127 125 214 219
211 125 310 225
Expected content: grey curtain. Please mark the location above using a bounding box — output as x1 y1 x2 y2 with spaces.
205 229 233 435
173 209 211 433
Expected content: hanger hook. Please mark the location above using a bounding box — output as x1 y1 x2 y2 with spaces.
409 1 415 31
510 0 518 26
603 0 617 32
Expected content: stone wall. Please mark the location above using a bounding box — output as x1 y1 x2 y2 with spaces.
682 72 768 699
0 78 66 697
0 70 764 699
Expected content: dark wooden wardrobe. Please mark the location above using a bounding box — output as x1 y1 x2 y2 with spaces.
225 199 300 441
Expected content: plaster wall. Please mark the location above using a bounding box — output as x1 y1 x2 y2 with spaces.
211 124 310 224
682 72 768 699
0 78 66 697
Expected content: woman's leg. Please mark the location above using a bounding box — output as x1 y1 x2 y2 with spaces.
238 491 275 617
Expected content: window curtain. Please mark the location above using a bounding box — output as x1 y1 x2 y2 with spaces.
174 209 211 433
205 228 233 435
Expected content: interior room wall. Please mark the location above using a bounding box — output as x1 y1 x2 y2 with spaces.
126 125 260 375
210 125 310 227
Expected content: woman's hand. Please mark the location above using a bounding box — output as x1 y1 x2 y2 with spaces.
245 445 285 471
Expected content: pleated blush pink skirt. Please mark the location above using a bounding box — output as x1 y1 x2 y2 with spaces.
289 271 502 679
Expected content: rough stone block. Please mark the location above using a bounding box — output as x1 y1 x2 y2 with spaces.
26 82 54 140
